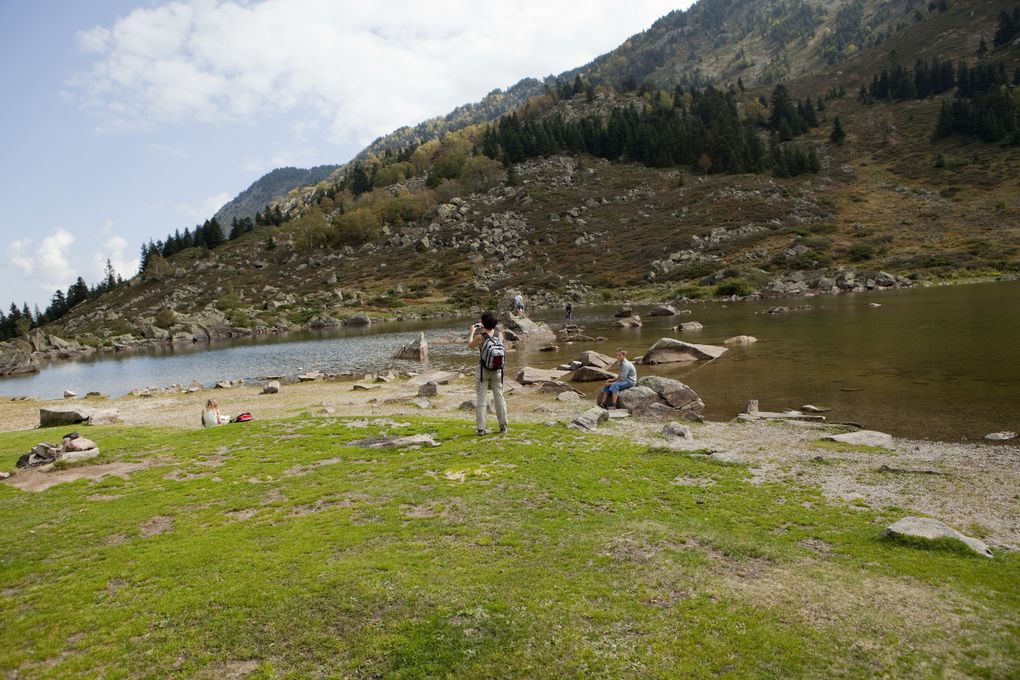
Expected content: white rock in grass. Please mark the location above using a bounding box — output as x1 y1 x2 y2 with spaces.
884 517 992 558
824 430 893 448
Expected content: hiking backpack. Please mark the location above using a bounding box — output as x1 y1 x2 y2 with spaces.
479 332 505 372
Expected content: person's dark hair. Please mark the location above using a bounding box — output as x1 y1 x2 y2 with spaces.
480 311 497 330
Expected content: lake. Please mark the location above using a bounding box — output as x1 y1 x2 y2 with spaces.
2 280 1018 443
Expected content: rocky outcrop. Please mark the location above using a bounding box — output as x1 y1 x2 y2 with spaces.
39 407 120 428
638 338 728 364
616 378 705 421
0 348 39 376
638 376 705 413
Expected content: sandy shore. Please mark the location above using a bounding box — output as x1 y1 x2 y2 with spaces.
3 372 1018 550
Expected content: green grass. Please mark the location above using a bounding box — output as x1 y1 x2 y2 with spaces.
1 418 1017 678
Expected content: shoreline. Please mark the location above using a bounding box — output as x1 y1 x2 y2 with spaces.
3 374 1017 552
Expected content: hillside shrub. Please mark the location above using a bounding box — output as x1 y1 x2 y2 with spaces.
334 208 381 246
715 279 755 297
848 243 874 262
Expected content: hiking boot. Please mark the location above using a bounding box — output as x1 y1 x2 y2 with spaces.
498 424 507 434
477 429 486 436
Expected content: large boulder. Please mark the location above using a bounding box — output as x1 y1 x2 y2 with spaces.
505 317 556 344
571 366 616 382
649 305 678 317
638 338 728 364
393 332 428 362
614 316 642 328
616 386 666 414
884 517 992 558
0 349 39 376
638 376 705 413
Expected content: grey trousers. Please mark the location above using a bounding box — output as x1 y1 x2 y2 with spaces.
475 366 507 431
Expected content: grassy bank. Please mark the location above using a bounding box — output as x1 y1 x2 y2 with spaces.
1 416 1017 678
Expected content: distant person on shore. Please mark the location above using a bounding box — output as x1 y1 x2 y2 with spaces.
513 293 525 317
597 348 637 409
468 311 508 435
564 303 573 322
201 399 230 428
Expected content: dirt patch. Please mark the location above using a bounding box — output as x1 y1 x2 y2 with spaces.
88 493 123 502
670 475 717 487
3 462 150 493
105 533 129 546
226 508 257 521
283 457 343 477
164 470 209 481
139 516 173 537
603 535 691 563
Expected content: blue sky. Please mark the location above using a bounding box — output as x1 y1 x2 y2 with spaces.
0 0 689 312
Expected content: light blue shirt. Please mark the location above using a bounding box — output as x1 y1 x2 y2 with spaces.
618 358 637 384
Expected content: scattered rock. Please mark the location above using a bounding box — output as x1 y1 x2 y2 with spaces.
673 322 703 332
724 335 758 345
662 422 693 440
516 367 568 385
823 430 893 448
984 431 1017 441
352 383 381 391
409 371 460 386
187 380 203 393
638 376 705 413
215 380 232 389
614 316 642 328
801 404 830 413
262 381 280 395
538 380 583 396
417 382 438 397
39 407 120 428
649 305 678 316
298 371 323 382
569 407 609 431
63 389 77 399
613 307 634 318
557 391 581 402
883 516 992 558
539 345 559 352
576 350 615 369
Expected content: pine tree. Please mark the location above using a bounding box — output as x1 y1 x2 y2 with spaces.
830 116 846 144
203 218 225 248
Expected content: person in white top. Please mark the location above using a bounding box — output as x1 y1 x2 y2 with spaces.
513 293 525 317
201 399 230 428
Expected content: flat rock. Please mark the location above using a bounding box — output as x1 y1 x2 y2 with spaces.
614 316 642 328
884 516 992 558
556 391 581 402
352 383 381 391
800 404 830 413
673 322 703 331
39 407 120 428
569 407 609 432
984 431 1017 441
516 367 567 385
638 338 728 364
824 430 893 448
538 380 582 396
298 371 323 382
576 350 615 369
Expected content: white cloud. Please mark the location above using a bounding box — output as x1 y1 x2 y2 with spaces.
176 191 232 221
72 0 687 144
92 235 139 284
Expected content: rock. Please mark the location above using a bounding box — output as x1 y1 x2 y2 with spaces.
505 317 556 344
614 316 642 328
215 380 232 389
875 272 897 287
376 371 397 383
17 443 62 468
571 366 616 382
458 400 475 411
0 472 9 480
0 349 38 376
410 397 432 409
516 367 568 385
569 407 609 431
577 350 615 369
409 371 460 386
868 303 882 308
638 376 705 412
823 430 893 448
662 422 694 441
63 389 77 399
187 380 203 393
352 383 381 391
674 322 703 332
49 335 74 350
557 391 581 402
61 446 101 463
298 371 323 382
801 404 830 413
350 434 440 449
141 324 171 340
538 380 582 396
344 314 371 326
984 431 1017 441
768 306 790 314
613 307 634 317
39 407 119 428
883 517 992 558
417 382 438 397
307 314 341 329
639 338 728 364
616 386 666 414
262 381 280 395
539 345 559 352
724 335 758 345
393 332 428 361
649 305 678 316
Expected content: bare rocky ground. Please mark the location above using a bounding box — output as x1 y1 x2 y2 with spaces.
3 374 1017 550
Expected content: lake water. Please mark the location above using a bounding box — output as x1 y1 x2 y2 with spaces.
2 281 1018 443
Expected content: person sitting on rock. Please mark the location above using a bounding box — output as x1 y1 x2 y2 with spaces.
201 399 230 428
598 348 637 409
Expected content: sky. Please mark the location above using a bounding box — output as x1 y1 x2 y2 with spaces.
0 0 691 312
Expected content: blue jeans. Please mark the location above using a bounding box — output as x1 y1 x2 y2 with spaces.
602 380 635 395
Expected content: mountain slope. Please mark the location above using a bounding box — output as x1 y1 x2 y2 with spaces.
214 165 340 226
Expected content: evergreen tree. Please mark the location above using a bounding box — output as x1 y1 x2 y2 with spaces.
830 116 846 144
203 218 225 248
103 259 117 291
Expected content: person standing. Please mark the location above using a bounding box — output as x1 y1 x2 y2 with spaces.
597 348 637 409
564 303 573 322
513 293 525 317
468 311 508 435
